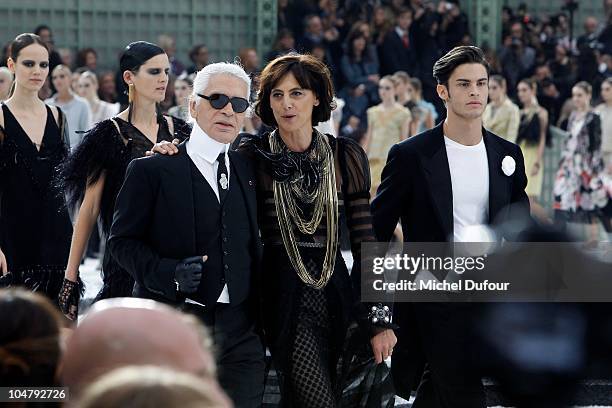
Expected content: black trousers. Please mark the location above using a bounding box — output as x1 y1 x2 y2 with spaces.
182 301 266 408
403 302 486 408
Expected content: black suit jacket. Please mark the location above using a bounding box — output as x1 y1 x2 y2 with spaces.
108 142 262 304
372 121 530 243
378 28 418 76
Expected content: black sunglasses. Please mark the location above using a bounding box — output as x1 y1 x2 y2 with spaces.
197 93 249 113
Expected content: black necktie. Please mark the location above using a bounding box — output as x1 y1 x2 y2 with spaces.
217 152 229 203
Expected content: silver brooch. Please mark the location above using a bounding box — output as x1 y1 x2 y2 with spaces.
369 304 391 324
219 173 229 190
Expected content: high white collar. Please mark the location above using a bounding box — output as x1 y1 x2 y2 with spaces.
187 121 229 164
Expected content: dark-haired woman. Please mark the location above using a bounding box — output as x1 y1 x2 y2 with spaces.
0 33 72 302
242 53 396 407
57 41 190 320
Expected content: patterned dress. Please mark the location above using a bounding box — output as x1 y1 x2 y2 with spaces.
553 110 610 222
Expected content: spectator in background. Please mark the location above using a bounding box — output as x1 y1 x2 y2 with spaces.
71 67 86 93
46 64 92 150
77 366 231 408
98 71 118 103
577 16 601 52
0 289 64 387
60 298 220 398
77 71 119 124
298 14 325 52
363 75 411 194
517 78 549 221
379 8 417 76
265 29 296 62
550 44 576 98
58 47 73 69
167 74 192 122
239 47 260 77
0 67 12 102
370 5 392 46
76 47 98 72
483 75 520 142
498 26 536 96
158 34 185 76
34 25 62 73
340 30 379 105
186 44 209 75
438 0 470 50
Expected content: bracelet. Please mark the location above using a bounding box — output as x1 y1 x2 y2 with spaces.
369 303 391 324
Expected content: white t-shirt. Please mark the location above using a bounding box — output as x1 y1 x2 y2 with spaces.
444 135 489 242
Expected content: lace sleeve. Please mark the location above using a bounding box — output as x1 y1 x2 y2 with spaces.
170 116 192 142
337 137 396 334
56 119 127 225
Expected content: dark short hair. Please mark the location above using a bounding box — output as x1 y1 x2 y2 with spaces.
255 53 334 127
432 46 490 87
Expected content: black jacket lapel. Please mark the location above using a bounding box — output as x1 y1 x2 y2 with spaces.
421 123 454 239
169 142 197 253
483 130 512 224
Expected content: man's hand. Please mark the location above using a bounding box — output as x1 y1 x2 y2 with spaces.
370 329 397 364
146 138 180 156
174 256 207 293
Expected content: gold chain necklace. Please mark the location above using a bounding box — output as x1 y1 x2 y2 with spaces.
270 130 338 289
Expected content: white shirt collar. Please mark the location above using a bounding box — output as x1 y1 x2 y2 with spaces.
187 121 229 164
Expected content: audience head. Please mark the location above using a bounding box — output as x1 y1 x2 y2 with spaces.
304 15 323 36
190 62 250 143
60 298 217 396
0 289 63 387
273 29 295 52
255 53 334 129
7 33 50 96
189 44 209 67
76 47 98 71
396 8 413 31
77 365 231 408
157 34 177 57
238 47 259 73
392 71 411 101
433 46 490 118
33 25 54 48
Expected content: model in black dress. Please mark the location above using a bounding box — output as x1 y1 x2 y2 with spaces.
0 33 72 302
57 42 190 320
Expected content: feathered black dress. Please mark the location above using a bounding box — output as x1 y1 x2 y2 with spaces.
59 114 190 299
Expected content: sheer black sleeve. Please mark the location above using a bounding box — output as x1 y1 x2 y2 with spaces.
337 136 396 334
169 116 192 142
56 119 128 231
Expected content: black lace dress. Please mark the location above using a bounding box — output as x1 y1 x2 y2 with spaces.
0 104 72 300
59 114 190 300
240 132 395 407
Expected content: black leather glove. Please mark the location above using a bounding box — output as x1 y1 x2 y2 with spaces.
58 278 81 321
174 256 204 294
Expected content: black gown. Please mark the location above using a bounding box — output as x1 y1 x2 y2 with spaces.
0 104 72 300
59 114 190 299
240 132 395 407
